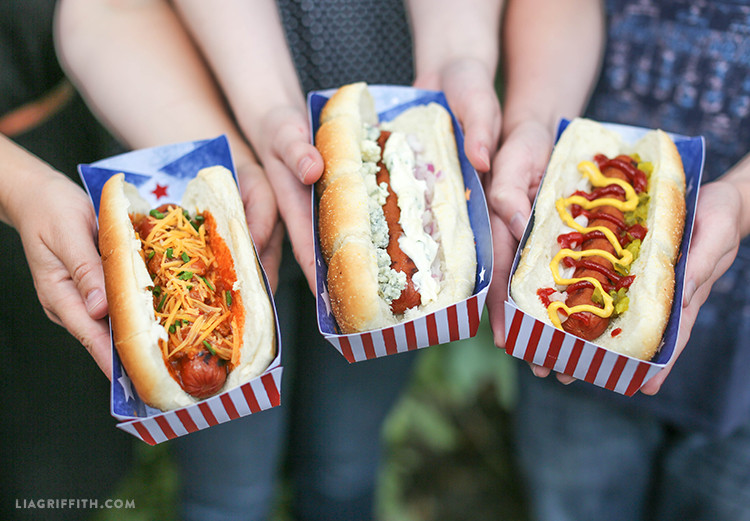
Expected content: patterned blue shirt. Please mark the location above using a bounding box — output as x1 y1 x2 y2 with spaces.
585 0 750 436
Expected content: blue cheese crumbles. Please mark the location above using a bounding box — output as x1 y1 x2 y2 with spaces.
360 124 408 304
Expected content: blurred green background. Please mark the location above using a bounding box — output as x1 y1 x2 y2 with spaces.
92 313 529 521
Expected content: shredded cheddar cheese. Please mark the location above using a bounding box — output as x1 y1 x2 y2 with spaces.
133 205 240 366
547 160 641 328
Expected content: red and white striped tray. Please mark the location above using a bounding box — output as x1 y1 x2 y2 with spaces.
308 85 493 361
80 136 283 445
502 119 704 394
326 293 485 363
116 368 282 445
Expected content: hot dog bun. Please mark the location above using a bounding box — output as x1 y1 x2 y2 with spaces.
511 118 686 360
98 167 276 411
316 82 476 333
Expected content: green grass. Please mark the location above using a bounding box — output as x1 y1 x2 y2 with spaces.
377 314 528 521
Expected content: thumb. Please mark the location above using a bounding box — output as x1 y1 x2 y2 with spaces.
426 59 501 174
263 106 324 185
489 121 554 240
488 146 535 240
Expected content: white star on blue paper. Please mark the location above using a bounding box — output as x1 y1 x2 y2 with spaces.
321 286 331 315
118 374 135 402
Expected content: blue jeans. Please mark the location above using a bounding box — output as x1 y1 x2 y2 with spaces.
513 368 750 521
171 242 417 521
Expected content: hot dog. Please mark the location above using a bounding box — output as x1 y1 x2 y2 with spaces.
315 82 476 333
98 166 276 411
374 130 422 314
560 154 634 339
510 118 686 360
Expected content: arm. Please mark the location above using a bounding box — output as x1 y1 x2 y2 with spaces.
171 0 323 291
55 0 281 278
172 0 506 291
488 0 749 394
492 0 605 238
721 153 750 237
0 134 112 375
407 0 504 174
484 0 605 377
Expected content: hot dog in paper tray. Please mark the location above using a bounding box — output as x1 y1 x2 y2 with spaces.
505 118 704 395
308 83 493 362
79 136 282 444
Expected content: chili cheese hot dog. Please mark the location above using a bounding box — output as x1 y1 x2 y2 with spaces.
98 166 276 411
511 118 686 360
315 82 476 333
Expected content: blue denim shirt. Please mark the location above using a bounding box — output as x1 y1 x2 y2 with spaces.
583 0 750 436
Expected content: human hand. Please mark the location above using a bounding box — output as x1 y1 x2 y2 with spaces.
639 179 742 394
484 119 556 355
414 57 501 175
487 119 556 241
486 119 581 383
484 173 521 352
234 159 283 291
12 173 113 377
249 105 324 293
490 141 744 389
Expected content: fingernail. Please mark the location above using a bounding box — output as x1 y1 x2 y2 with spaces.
683 279 696 308
478 145 491 171
85 288 105 315
298 156 315 183
510 212 527 240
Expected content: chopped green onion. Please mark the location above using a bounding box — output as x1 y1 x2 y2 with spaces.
152 286 161 296
226 290 232 307
203 340 216 355
156 293 167 311
149 209 164 219
169 323 176 334
190 214 205 231
147 250 155 260
181 252 190 263
200 276 215 291
178 271 194 281
166 248 173 259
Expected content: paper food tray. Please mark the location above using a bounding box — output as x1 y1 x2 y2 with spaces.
79 135 282 444
504 119 704 395
308 85 493 362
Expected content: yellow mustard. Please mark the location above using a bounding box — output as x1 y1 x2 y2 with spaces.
547 160 639 328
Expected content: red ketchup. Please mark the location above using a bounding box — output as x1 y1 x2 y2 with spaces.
595 154 648 193
537 288 556 307
542 153 649 341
